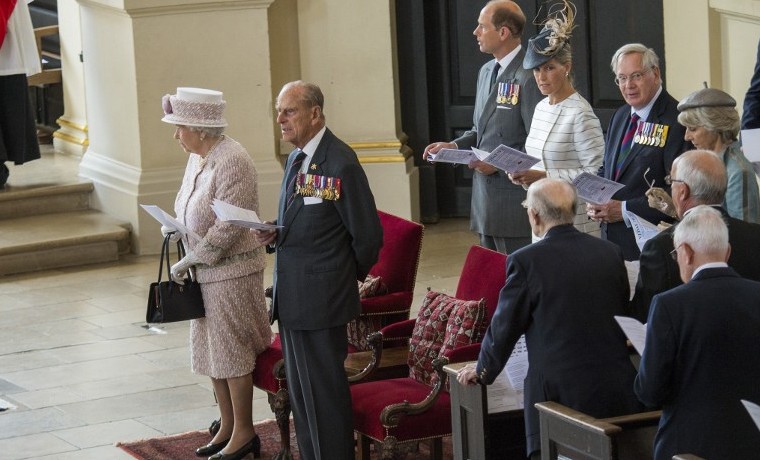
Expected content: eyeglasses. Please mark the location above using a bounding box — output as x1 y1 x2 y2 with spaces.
670 244 684 261
614 68 652 86
664 175 685 186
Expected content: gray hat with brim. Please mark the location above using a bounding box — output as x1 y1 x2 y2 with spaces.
523 26 558 70
677 88 736 112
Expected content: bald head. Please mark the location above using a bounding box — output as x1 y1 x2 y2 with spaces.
526 178 577 232
670 149 727 218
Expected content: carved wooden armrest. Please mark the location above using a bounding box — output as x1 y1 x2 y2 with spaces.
379 356 449 428
347 332 384 383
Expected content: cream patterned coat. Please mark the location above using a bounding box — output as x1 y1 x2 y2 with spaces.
175 136 265 283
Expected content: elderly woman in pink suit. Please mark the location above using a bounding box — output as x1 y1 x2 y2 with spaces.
161 87 271 460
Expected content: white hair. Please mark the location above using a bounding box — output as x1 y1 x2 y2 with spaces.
674 205 729 255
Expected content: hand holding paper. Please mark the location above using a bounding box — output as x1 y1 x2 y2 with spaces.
210 199 282 230
614 315 646 355
140 204 201 242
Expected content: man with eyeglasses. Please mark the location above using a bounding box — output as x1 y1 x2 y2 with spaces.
634 205 760 460
628 149 760 322
587 43 690 260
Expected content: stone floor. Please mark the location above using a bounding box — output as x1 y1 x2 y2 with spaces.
0 148 478 459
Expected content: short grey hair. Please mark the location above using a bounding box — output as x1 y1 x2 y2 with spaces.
610 43 660 74
526 178 577 225
188 126 225 137
677 106 740 144
673 205 729 256
281 80 326 120
673 149 727 204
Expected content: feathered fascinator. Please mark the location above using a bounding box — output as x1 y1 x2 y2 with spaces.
523 0 577 69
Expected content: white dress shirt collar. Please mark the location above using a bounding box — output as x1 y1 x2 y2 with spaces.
631 85 662 121
495 45 522 78
298 126 327 173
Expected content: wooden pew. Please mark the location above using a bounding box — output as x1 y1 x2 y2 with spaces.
536 401 661 460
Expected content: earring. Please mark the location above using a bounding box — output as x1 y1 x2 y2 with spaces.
565 72 569 77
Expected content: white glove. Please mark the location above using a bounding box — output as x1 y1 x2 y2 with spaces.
170 251 200 285
646 187 677 218
161 225 181 243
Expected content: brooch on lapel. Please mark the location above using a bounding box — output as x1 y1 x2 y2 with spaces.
496 82 520 107
310 163 317 170
634 122 669 147
296 173 342 200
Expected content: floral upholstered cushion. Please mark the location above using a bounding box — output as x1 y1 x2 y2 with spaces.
408 291 486 386
357 274 389 299
347 275 390 351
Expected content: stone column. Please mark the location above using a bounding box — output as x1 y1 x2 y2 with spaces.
53 1 88 156
292 0 419 221
76 0 277 254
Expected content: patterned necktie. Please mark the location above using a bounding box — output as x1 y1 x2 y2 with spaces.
490 62 501 89
614 113 640 180
285 150 306 211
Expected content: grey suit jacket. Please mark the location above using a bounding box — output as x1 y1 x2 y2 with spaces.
454 48 542 238
271 128 383 330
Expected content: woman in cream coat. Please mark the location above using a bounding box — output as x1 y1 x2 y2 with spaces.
161 87 271 460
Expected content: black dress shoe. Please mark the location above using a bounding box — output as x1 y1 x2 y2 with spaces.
208 434 261 460
195 438 229 457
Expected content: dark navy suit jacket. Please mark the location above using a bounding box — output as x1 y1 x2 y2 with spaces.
476 224 643 455
635 267 760 460
629 206 760 322
598 89 690 260
271 128 383 330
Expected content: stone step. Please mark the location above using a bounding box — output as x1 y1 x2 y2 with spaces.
0 210 132 276
0 182 94 219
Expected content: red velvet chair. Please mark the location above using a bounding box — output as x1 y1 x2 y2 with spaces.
348 210 425 351
349 245 508 459
250 210 424 459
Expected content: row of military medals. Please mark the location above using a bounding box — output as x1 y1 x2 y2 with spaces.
634 121 669 148
295 172 342 200
496 82 520 106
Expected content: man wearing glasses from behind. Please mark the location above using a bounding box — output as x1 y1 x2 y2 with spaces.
587 43 690 260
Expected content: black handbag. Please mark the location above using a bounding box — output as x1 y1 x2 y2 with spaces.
146 234 205 323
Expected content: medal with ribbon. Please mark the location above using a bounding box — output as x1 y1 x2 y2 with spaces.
296 173 342 200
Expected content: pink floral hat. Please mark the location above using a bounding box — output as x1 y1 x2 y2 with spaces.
161 87 228 127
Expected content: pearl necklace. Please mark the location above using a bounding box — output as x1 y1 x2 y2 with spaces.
198 135 224 169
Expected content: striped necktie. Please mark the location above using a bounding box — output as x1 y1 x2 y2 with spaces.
614 113 640 180
285 151 306 210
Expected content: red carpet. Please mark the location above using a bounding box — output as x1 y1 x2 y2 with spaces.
116 418 452 459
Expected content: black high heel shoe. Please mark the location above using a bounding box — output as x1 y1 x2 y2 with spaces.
207 434 261 460
195 438 229 457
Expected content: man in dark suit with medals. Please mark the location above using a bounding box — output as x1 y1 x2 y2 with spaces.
635 205 760 459
256 81 383 460
588 43 690 260
424 0 542 254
